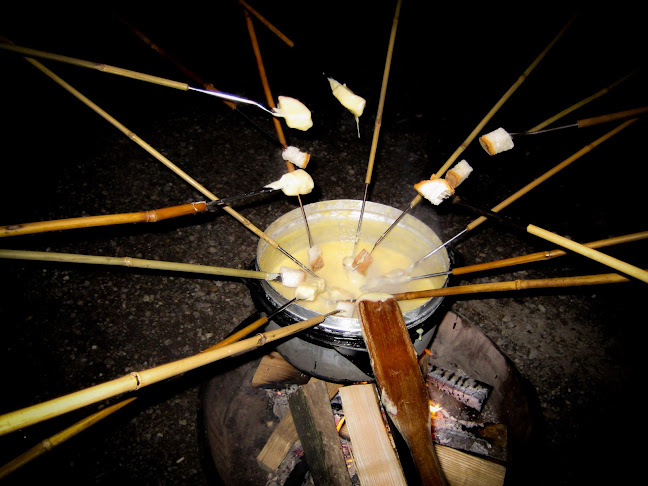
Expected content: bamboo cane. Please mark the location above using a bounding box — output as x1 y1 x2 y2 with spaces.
243 8 314 248
513 105 648 136
526 68 640 132
116 15 284 147
0 43 280 115
575 105 648 128
369 14 575 251
0 312 334 436
115 15 236 109
464 118 636 232
239 0 295 47
18 54 316 276
0 43 190 90
392 268 641 301
420 195 648 282
0 397 137 479
409 118 637 270
352 0 402 257
0 249 276 280
201 298 297 352
430 15 576 185
0 297 297 476
0 202 207 237
526 225 648 283
450 231 648 276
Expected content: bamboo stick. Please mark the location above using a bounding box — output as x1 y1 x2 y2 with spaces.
425 14 576 193
1 42 278 116
0 249 274 280
0 397 137 479
19 54 315 276
370 14 575 251
201 298 296 352
115 15 237 108
419 196 648 282
239 0 295 47
451 231 648 276
0 202 207 237
0 313 333 436
0 43 191 90
526 69 640 132
575 105 648 128
243 7 314 247
22 56 219 200
526 225 648 283
0 298 296 476
117 14 284 147
409 119 638 270
392 268 641 301
352 0 402 256
464 118 636 231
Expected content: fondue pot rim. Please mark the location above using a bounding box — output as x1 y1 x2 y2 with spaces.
255 199 451 335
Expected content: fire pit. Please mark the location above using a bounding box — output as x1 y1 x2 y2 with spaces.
199 311 539 485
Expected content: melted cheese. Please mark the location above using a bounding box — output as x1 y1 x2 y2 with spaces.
261 216 447 316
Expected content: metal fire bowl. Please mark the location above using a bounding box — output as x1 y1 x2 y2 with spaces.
255 199 451 338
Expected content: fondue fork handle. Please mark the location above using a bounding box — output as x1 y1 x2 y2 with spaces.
407 229 469 272
409 270 452 280
206 187 278 207
369 204 413 255
187 87 278 116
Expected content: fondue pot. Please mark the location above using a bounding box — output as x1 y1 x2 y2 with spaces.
248 199 452 383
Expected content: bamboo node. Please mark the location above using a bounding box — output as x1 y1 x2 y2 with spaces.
121 257 133 267
41 438 53 451
130 372 142 390
256 334 267 346
144 210 158 222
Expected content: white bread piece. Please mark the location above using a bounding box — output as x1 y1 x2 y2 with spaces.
479 127 514 155
282 146 311 169
279 266 307 287
445 159 473 189
352 248 373 275
308 244 324 271
414 176 455 205
335 300 356 318
265 169 314 196
294 278 326 301
328 78 366 117
273 96 313 131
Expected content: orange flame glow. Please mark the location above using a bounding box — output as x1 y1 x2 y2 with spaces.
429 401 443 415
336 416 346 432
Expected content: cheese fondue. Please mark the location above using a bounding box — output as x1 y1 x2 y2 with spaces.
260 214 447 316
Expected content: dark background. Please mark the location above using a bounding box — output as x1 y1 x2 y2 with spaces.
1 2 646 484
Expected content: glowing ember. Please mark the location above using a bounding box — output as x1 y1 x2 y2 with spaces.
429 401 443 415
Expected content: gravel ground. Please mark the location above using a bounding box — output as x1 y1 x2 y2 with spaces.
1 3 646 485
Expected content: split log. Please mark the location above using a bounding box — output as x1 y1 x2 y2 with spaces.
357 294 447 486
288 380 352 486
435 445 506 486
256 378 340 472
338 383 407 485
251 351 310 388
